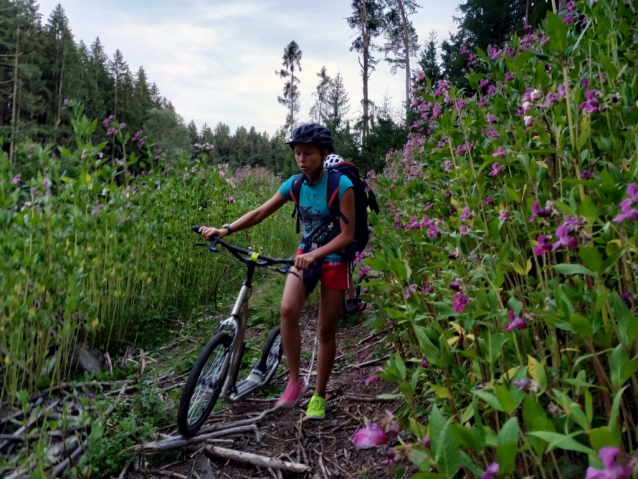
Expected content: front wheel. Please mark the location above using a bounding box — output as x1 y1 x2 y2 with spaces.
256 326 283 385
177 332 232 437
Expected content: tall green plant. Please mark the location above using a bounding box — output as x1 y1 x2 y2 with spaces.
358 1 638 478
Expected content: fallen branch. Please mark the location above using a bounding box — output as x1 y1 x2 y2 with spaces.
51 438 88 477
345 354 390 370
205 446 310 474
139 470 188 479
135 425 259 452
339 394 398 403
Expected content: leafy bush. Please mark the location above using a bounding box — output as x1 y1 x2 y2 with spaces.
0 105 298 402
361 2 638 478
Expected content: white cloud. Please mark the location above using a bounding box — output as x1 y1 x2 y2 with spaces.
38 0 457 134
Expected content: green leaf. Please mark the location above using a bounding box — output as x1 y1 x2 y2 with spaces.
395 351 406 382
527 432 595 455
609 387 628 439
473 390 504 412
450 423 484 451
546 12 568 55
498 417 519 445
553 263 595 276
494 386 516 414
428 406 447 454
578 247 602 273
610 345 628 389
552 200 576 216
589 427 620 450
506 187 521 202
579 195 598 219
611 294 638 347
569 314 594 337
435 420 460 478
459 451 484 477
433 301 456 319
496 441 518 475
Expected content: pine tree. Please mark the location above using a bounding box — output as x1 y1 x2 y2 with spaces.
347 0 384 138
309 66 331 124
323 72 350 133
418 31 441 85
109 49 128 122
380 0 420 125
276 40 302 133
187 120 199 144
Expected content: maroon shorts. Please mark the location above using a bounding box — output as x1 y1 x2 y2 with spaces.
296 249 350 291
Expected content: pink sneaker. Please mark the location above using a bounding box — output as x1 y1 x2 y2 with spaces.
275 380 302 408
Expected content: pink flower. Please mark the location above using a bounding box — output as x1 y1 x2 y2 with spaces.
444 160 452 173
352 423 389 449
11 175 21 185
487 113 497 124
365 376 380 385
504 72 513 83
534 234 552 256
505 309 526 331
529 201 550 222
453 293 469 313
482 463 500 479
499 209 509 221
423 282 433 293
461 207 473 221
585 447 632 479
63 99 70 105
524 116 533 128
580 90 600 114
420 357 429 368
492 147 506 158
460 225 468 236
489 162 504 177
449 280 462 292
415 70 425 81
485 196 494 205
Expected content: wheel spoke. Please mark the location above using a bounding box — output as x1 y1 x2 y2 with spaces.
187 344 226 424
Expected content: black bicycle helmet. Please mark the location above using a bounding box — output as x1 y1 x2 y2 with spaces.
285 123 334 152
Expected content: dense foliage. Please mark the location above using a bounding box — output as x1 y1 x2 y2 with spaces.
360 0 638 477
0 103 298 402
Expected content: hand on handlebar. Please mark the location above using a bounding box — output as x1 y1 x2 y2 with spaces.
200 225 229 241
294 251 318 271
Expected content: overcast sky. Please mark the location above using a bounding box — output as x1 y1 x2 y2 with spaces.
36 0 458 135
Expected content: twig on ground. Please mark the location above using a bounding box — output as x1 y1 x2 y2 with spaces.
139 469 188 479
305 336 318 388
205 446 311 473
135 425 260 452
344 354 390 370
339 394 398 403
50 438 88 477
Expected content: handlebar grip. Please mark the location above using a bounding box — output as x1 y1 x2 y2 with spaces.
192 226 201 234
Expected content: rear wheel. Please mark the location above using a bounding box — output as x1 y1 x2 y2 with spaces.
256 326 283 385
177 332 232 437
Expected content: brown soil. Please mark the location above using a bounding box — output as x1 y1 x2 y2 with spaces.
126 307 414 479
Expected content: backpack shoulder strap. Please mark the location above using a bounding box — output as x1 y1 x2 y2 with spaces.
290 173 304 206
326 170 349 225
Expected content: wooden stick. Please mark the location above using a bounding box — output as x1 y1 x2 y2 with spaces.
344 354 390 370
51 438 88 477
135 425 259 452
139 470 188 479
205 446 310 473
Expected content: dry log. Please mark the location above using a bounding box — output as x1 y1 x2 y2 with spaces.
195 454 217 479
205 446 311 474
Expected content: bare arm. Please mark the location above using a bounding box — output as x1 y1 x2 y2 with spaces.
200 191 288 240
294 188 355 269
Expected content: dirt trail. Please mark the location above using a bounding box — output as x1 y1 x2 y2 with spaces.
126 307 409 479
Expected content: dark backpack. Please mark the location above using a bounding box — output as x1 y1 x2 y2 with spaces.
290 162 380 260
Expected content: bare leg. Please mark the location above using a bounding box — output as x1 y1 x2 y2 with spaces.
280 268 307 384
314 285 345 397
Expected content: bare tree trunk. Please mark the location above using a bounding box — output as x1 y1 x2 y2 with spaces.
525 0 530 24
290 69 295 132
9 26 20 165
360 0 370 138
56 47 66 129
396 0 410 127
